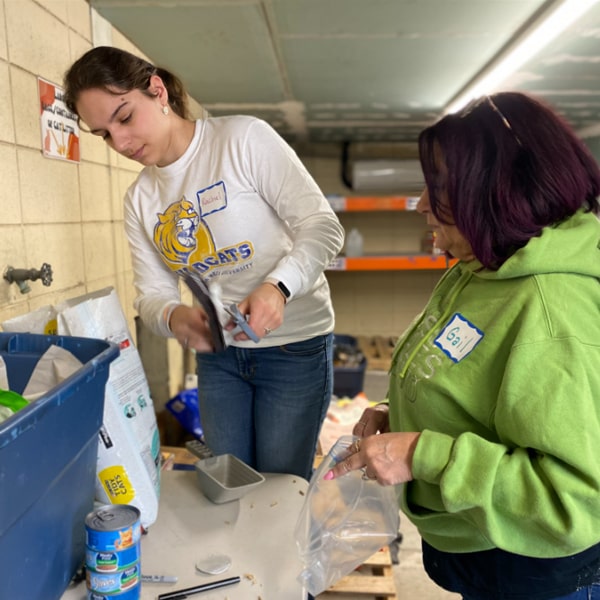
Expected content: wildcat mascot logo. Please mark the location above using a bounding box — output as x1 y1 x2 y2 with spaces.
153 197 215 270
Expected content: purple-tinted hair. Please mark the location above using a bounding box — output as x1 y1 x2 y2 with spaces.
418 92 600 269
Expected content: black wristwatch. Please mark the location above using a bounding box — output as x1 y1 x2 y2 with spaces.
265 278 290 301
276 281 291 299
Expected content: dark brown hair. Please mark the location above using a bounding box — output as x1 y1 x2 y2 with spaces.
419 92 600 269
63 46 190 121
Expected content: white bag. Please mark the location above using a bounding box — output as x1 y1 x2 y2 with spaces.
56 287 160 529
1 304 57 335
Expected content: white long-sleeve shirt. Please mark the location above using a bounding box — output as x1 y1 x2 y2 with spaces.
124 115 344 347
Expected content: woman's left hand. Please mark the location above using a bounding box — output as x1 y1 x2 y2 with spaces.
225 282 285 341
324 431 421 486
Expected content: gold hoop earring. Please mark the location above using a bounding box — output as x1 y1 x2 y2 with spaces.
162 105 169 116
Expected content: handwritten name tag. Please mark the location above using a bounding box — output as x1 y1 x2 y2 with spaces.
434 313 483 363
198 181 227 215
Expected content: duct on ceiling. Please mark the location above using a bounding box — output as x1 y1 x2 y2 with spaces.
351 159 424 191
341 142 424 192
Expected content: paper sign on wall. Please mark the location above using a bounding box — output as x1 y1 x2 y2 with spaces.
38 77 80 163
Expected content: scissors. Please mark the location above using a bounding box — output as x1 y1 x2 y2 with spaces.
223 303 260 343
183 273 259 352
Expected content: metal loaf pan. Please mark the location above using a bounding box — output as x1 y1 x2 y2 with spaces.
195 454 265 503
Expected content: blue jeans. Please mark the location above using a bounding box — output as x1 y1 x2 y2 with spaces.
195 333 333 481
554 585 600 600
463 585 600 600
423 540 600 600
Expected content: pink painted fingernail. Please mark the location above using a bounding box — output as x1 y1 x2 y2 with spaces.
323 470 334 481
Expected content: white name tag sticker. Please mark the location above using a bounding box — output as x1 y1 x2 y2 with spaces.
434 313 484 363
198 181 227 216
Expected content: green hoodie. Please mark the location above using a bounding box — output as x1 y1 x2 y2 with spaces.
388 210 600 558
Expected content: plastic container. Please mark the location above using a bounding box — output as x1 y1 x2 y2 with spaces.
166 387 203 439
195 454 265 503
421 229 435 254
0 332 119 600
345 228 364 257
333 334 367 398
421 229 443 255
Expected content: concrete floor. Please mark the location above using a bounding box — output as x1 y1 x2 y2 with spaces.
318 370 461 600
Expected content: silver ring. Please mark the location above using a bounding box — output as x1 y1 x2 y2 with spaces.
361 468 376 481
352 439 361 454
342 459 351 474
264 327 272 335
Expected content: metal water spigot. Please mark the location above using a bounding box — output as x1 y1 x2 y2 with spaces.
4 263 53 294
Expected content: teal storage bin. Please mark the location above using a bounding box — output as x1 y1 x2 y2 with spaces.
0 332 119 600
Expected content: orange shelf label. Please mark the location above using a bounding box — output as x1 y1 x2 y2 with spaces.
327 255 456 271
345 196 409 211
327 196 419 212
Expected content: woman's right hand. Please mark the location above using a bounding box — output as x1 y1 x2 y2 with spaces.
324 430 420 485
168 305 214 352
352 403 390 438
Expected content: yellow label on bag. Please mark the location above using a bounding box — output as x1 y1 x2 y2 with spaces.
99 466 135 503
43 318 57 335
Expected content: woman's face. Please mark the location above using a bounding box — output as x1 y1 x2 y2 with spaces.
75 77 170 166
416 157 475 262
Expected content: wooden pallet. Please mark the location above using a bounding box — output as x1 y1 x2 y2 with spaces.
357 335 397 371
317 547 396 599
160 445 198 469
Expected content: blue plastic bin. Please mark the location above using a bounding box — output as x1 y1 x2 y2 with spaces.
333 334 367 397
0 332 119 600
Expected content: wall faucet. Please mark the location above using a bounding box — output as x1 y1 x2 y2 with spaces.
3 263 53 294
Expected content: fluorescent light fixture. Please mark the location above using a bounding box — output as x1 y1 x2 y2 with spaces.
445 0 600 114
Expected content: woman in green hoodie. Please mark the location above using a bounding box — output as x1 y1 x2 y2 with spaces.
325 92 600 600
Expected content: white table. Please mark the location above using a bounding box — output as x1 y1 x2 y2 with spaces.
62 469 308 599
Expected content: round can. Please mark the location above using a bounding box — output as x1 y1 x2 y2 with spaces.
86 564 140 595
87 592 140 600
87 581 142 600
85 505 141 553
85 504 141 599
86 545 140 573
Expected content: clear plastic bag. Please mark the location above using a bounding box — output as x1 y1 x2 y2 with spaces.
294 435 400 596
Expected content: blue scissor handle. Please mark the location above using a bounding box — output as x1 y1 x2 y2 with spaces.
227 304 260 343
